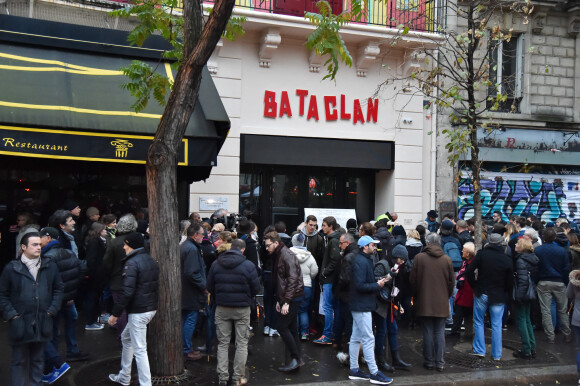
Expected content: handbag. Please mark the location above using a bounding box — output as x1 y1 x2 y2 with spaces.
513 271 537 301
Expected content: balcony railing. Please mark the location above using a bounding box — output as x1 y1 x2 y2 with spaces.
85 0 445 33
203 0 445 33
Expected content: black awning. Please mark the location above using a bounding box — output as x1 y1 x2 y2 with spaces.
241 134 394 170
0 15 230 181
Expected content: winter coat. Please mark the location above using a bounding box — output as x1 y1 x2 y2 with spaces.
425 217 439 233
293 226 325 268
455 258 475 308
466 244 513 305
410 244 455 317
0 258 63 344
276 245 304 304
349 251 380 312
514 252 540 302
374 227 394 261
333 243 357 303
42 240 86 302
279 232 292 248
200 238 217 276
571 245 580 271
207 248 261 308
84 237 108 289
320 231 341 284
241 234 260 274
534 242 570 285
180 238 207 311
457 230 474 246
373 258 394 318
405 238 423 263
290 247 318 287
566 270 580 327
103 231 132 291
112 247 159 316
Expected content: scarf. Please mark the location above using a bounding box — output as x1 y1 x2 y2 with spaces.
21 254 41 281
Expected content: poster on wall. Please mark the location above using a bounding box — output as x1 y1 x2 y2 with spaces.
457 171 580 224
304 208 357 230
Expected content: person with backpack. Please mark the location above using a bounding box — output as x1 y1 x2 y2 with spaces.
513 238 539 359
440 220 462 328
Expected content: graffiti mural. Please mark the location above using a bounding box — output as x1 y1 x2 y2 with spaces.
458 172 580 224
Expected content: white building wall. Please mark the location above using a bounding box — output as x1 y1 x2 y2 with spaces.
191 24 437 227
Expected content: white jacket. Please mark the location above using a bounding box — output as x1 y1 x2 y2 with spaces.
290 247 319 287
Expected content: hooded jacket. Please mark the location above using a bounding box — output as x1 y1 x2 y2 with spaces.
566 270 580 327
207 248 261 308
410 244 455 317
514 252 540 302
466 244 513 304
534 242 570 285
0 258 63 344
333 242 358 303
290 247 318 287
350 250 380 312
293 226 325 267
374 226 394 261
103 216 137 291
112 247 159 316
320 230 341 284
42 240 86 302
405 238 423 263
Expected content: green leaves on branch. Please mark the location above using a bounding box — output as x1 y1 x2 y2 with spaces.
206 7 246 41
306 0 363 80
120 60 172 113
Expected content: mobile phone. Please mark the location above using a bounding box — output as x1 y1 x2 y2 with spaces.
393 264 399 271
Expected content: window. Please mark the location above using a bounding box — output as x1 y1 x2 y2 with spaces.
488 34 524 113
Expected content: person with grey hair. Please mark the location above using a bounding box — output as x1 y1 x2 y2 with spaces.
523 228 541 248
466 233 513 360
103 214 138 341
410 232 454 372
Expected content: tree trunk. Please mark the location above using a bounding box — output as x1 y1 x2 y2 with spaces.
145 0 236 377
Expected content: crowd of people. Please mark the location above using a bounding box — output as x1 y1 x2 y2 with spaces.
2 203 580 386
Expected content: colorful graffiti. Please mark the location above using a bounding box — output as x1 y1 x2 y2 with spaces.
458 173 580 223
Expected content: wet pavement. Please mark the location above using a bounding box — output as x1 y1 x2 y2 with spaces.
0 311 578 385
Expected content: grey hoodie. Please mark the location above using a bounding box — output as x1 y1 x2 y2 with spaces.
290 246 319 287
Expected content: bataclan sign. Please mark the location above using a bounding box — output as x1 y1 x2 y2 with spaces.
263 89 379 124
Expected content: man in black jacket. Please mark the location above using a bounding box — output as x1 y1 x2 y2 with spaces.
108 232 159 386
0 232 63 386
180 223 207 361
207 239 260 386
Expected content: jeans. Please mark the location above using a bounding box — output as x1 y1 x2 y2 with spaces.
298 286 313 335
277 301 300 361
515 301 535 355
373 309 398 356
215 306 251 383
115 310 156 386
333 299 352 350
349 311 378 374
11 342 45 386
322 283 335 338
473 294 504 359
262 271 278 329
51 302 80 356
575 326 580 375
182 310 199 354
421 316 445 368
206 299 217 351
537 281 571 340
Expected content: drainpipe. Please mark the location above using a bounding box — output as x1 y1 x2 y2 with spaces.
430 104 437 211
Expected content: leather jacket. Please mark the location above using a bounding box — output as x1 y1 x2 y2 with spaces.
276 245 304 304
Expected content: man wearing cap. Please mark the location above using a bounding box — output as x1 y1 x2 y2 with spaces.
108 232 159 386
466 233 513 360
39 226 88 381
0 232 63 386
180 223 207 361
410 233 455 371
425 210 439 233
347 235 392 385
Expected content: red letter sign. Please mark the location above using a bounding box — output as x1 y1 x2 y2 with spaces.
264 90 277 118
340 94 351 120
307 95 319 121
324 96 338 121
296 89 308 116
279 91 292 117
367 98 378 123
353 99 365 124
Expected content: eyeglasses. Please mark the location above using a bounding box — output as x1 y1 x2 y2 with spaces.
196 232 204 236
339 241 348 245
265 242 273 248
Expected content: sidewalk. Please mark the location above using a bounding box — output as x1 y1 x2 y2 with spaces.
0 312 577 385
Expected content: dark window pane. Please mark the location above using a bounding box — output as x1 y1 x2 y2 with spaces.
307 175 335 208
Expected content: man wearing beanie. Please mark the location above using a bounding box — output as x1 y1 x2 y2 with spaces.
108 232 159 386
466 233 513 360
426 210 439 233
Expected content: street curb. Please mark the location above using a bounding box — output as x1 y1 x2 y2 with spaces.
287 365 578 386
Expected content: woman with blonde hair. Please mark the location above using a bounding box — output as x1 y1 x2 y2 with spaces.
513 238 539 359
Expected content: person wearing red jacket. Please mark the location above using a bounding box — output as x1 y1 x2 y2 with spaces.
447 242 475 341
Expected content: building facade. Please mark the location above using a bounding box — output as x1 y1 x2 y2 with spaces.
436 0 580 224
